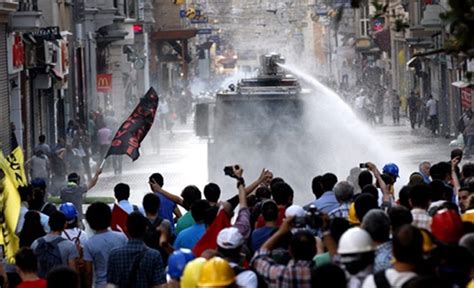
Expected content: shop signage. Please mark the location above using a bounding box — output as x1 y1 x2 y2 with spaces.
197 28 212 35
97 74 112 93
8 33 24 74
461 87 472 110
30 26 62 41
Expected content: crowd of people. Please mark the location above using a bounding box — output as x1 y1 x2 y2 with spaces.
6 145 474 288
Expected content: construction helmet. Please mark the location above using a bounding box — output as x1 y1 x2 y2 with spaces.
167 249 195 280
197 257 235 287
59 202 78 223
337 227 375 255
181 257 206 288
348 202 360 225
431 208 463 244
419 228 436 253
382 163 400 178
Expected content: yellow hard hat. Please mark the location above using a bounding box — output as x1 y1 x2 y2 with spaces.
197 257 235 287
348 202 360 226
181 257 206 288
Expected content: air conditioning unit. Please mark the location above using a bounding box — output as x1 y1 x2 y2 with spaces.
36 40 58 66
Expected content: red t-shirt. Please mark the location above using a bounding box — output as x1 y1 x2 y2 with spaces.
255 207 286 228
18 279 47 288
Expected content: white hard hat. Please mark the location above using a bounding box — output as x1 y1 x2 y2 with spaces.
337 227 375 255
285 205 305 218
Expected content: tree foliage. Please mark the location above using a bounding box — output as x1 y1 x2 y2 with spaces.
440 0 474 59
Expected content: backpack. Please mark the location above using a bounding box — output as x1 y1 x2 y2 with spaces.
35 237 66 278
144 217 163 250
143 217 169 264
64 230 87 288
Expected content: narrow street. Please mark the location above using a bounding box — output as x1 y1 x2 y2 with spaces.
89 114 453 206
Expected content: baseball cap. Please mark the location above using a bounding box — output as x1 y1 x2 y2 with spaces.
217 227 244 249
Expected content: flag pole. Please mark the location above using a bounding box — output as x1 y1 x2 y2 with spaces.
99 158 106 170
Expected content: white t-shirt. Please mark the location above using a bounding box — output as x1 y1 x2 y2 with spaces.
362 268 417 288
426 99 437 116
62 228 88 246
229 263 258 288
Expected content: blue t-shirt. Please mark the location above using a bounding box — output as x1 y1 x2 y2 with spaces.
250 227 276 252
83 230 128 288
155 192 177 233
173 223 206 250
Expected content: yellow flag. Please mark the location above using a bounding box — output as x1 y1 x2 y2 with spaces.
0 168 21 264
0 146 27 188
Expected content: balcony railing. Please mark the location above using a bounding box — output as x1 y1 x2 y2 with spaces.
18 0 37 11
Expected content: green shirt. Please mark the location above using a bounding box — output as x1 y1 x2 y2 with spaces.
313 252 331 267
175 211 195 235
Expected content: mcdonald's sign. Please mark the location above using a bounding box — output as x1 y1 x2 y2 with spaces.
97 74 112 93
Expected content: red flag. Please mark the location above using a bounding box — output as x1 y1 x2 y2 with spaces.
111 204 130 236
106 87 159 161
192 209 231 257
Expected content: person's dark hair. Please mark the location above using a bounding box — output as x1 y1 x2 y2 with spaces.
39 134 46 143
361 184 378 200
409 184 431 209
381 173 395 185
256 186 271 200
429 180 453 202
429 245 472 288
430 162 451 181
67 173 80 184
18 185 32 202
85 202 112 231
261 200 278 222
321 173 338 192
398 186 412 209
181 185 202 210
329 217 350 243
462 163 474 179
142 193 160 215
271 182 294 206
15 248 38 273
149 173 164 187
47 266 80 288
388 206 413 231
49 211 67 232
311 264 347 288
290 230 316 261
311 176 324 199
354 193 378 222
114 183 130 202
362 210 390 243
358 171 373 190
451 149 463 160
190 199 211 223
204 206 219 226
19 211 46 248
203 183 221 203
270 177 285 189
392 225 423 264
127 212 148 239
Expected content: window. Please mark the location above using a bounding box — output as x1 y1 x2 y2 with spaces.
359 5 370 37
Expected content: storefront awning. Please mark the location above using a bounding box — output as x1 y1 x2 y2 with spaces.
452 81 471 88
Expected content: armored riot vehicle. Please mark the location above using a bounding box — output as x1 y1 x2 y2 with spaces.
195 54 312 189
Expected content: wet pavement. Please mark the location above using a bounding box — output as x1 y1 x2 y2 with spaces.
88 114 453 206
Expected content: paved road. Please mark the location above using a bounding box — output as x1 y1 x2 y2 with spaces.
87 114 454 207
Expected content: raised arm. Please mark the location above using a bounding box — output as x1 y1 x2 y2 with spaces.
366 162 390 202
87 168 102 191
150 179 184 206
